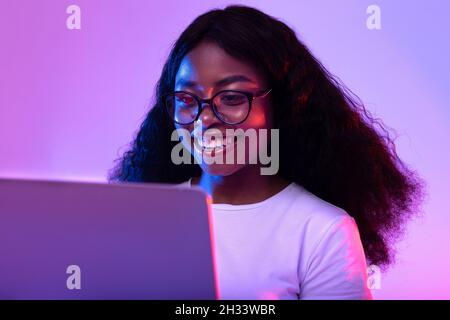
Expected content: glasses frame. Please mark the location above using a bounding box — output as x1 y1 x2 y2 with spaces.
163 88 272 125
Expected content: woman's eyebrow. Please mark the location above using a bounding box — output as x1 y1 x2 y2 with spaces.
175 79 199 89
175 74 256 88
215 75 256 87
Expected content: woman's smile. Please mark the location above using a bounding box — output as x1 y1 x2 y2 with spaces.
191 134 240 159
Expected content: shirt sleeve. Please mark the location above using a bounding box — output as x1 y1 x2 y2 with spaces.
299 214 373 300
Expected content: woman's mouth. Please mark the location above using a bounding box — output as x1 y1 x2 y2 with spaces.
191 134 240 155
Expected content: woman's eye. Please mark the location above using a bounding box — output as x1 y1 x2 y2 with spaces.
176 95 195 106
221 94 246 106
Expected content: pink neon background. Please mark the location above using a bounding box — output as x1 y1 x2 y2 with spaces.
0 0 449 299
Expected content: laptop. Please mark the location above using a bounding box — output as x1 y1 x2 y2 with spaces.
0 178 218 300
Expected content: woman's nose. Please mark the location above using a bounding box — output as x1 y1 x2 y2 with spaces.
198 102 219 125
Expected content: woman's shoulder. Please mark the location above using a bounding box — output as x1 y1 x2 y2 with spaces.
286 182 353 226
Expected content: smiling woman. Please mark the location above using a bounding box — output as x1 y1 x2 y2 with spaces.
109 5 424 299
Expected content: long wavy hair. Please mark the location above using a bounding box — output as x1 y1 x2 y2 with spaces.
109 5 424 269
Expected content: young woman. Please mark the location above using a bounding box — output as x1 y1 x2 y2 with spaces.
109 5 423 299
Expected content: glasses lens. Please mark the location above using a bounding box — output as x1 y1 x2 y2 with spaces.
214 91 250 124
166 92 198 124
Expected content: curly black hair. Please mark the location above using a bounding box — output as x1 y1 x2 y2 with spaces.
109 5 425 270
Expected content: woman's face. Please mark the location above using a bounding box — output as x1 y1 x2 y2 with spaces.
174 41 273 176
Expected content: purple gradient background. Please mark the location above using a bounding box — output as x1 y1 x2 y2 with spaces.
1 0 449 299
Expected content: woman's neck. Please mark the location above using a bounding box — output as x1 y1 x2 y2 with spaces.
191 166 290 205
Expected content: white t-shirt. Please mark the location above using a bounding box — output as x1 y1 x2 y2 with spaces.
180 179 373 300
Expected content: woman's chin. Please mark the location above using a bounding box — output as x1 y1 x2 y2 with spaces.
199 163 245 177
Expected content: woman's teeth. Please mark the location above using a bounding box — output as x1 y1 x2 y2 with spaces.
196 136 236 150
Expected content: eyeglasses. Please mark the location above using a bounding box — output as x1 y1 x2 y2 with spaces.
163 88 272 125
